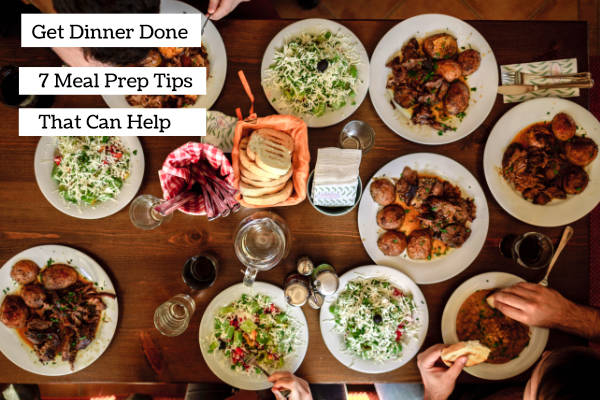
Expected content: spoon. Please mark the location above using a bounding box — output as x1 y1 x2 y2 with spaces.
538 226 573 287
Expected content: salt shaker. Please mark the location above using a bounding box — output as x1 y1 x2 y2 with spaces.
312 263 339 296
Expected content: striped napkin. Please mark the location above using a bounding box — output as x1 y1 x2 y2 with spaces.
500 58 579 103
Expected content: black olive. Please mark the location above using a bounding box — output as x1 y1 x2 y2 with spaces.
219 339 226 349
317 59 329 72
373 314 382 324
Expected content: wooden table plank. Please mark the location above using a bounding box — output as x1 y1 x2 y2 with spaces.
0 19 589 384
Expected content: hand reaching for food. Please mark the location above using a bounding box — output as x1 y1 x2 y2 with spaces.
268 371 313 400
417 344 467 400
208 0 250 20
489 282 600 340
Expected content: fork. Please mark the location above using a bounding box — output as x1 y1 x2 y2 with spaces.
502 70 591 85
244 354 291 398
538 226 573 287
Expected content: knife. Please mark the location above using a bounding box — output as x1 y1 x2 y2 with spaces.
498 80 594 96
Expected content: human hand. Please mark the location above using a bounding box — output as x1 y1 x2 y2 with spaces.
489 282 573 328
268 371 313 400
207 0 250 20
417 344 467 400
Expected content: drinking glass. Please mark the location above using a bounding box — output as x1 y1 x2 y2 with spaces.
501 232 554 270
153 293 196 337
129 194 173 230
234 211 290 286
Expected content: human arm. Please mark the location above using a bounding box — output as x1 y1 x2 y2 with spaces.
417 344 467 400
268 371 313 400
207 0 250 20
490 282 600 341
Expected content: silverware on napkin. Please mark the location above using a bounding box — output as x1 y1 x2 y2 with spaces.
498 80 594 96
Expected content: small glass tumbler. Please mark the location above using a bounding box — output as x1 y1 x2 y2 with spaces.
339 120 375 153
153 293 196 337
129 194 173 230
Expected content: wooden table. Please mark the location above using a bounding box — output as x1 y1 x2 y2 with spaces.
0 19 590 384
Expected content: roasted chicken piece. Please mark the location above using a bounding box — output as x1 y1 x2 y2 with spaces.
407 229 433 260
562 166 589 194
564 136 598 167
436 59 462 82
377 230 408 256
0 295 29 329
423 33 458 59
11 259 40 285
457 49 481 76
370 179 396 206
41 264 78 290
376 205 406 230
445 81 470 115
551 112 576 141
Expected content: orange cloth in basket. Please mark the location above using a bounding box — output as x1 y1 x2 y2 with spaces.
232 114 310 208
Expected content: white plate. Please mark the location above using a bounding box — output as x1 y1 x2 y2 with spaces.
102 0 227 110
369 14 498 145
319 265 428 374
34 136 144 219
358 153 489 284
441 272 548 380
261 18 370 128
198 282 309 391
484 97 600 227
0 245 118 376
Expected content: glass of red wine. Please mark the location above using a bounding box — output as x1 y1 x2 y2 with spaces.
182 253 218 291
500 232 554 270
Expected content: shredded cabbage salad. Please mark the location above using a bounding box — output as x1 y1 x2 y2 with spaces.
264 30 360 117
329 278 421 362
51 136 131 205
208 293 298 374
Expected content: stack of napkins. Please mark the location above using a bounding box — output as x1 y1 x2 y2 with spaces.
312 148 362 207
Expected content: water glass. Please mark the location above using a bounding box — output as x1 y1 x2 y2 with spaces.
153 293 196 337
129 194 173 230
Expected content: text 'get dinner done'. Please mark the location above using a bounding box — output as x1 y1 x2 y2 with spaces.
30 24 189 40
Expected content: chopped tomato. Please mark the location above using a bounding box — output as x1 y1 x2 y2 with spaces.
393 288 403 297
395 324 404 341
53 156 62 166
230 318 239 328
234 347 244 356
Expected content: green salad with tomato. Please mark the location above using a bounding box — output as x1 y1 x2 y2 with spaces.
51 136 131 205
208 293 297 374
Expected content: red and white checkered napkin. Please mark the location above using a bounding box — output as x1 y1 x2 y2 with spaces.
158 142 234 215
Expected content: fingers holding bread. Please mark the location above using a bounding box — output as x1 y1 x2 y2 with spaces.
440 341 491 367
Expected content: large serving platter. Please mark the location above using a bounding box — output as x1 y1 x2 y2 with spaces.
484 97 600 227
369 14 498 145
319 265 428 374
199 282 309 391
441 272 548 380
34 136 144 219
102 0 227 110
261 18 370 128
0 245 118 376
357 153 489 285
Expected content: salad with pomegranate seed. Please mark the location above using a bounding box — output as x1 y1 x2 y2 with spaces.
51 136 131 205
208 293 297 374
329 278 420 362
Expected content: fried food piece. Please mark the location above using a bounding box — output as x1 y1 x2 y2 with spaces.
158 47 185 59
551 112 576 141
377 231 407 256
21 284 46 309
376 205 406 230
0 295 29 328
406 229 432 260
370 179 396 206
41 264 78 290
436 59 462 82
396 166 418 204
440 224 471 248
11 259 40 285
423 33 458 60
527 124 554 148
457 49 481 76
444 81 470 115
138 50 162 67
562 166 589 194
564 136 598 167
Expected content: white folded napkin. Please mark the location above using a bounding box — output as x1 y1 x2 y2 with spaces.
312 148 362 207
